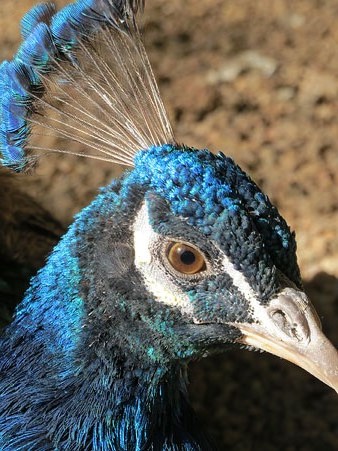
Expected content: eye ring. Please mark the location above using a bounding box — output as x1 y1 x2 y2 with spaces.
165 241 207 275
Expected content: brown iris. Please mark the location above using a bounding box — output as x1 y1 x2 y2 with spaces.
166 242 207 275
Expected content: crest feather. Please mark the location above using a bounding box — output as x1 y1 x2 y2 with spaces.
0 0 174 171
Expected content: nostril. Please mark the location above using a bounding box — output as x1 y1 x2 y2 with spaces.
271 309 287 330
269 307 310 343
266 289 317 344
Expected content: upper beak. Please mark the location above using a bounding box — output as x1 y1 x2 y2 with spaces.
235 288 338 393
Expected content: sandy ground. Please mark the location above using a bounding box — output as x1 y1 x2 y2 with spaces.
1 0 337 449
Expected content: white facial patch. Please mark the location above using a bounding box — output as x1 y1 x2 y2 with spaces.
133 202 195 317
222 254 274 329
222 255 258 306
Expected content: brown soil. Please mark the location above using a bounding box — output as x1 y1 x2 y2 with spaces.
1 1 338 449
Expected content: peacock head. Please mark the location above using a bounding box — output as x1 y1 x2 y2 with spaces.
59 142 337 393
1 0 337 396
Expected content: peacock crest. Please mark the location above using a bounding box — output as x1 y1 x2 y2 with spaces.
0 0 173 170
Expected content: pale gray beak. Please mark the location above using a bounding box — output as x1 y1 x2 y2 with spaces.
236 288 338 393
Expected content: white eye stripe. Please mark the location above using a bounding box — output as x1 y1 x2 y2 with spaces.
133 202 194 316
133 204 153 266
221 256 258 304
221 255 274 327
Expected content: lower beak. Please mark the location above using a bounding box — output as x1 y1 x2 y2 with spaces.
235 288 338 393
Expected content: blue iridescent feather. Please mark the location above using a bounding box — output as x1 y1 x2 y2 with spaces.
20 2 56 38
16 23 56 70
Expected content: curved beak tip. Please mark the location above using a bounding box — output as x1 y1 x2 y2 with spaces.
235 289 338 394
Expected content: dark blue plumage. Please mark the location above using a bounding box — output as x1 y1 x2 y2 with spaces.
0 1 337 450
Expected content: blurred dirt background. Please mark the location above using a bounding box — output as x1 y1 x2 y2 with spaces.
1 0 338 449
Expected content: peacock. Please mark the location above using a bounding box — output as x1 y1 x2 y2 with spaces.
0 1 337 449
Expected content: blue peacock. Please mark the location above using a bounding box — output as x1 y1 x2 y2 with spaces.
0 1 337 449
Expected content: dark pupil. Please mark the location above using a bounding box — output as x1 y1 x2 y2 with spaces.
180 249 196 265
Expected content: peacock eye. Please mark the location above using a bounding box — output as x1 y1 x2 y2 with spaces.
166 242 207 275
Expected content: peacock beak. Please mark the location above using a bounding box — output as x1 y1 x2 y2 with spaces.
235 288 338 394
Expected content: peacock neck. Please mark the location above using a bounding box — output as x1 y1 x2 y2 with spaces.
100 360 213 450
